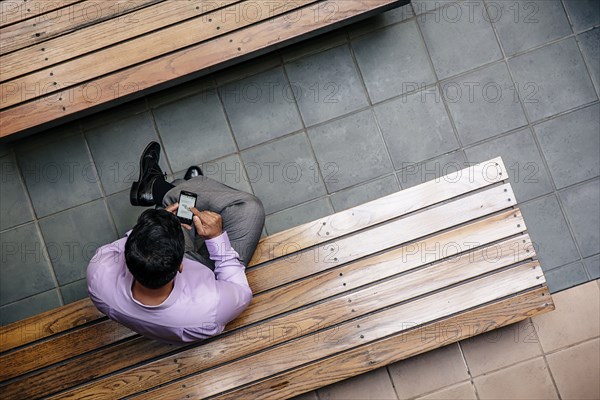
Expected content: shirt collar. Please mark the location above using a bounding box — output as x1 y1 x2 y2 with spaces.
126 271 181 310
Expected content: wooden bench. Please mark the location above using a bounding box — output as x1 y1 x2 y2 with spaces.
0 157 554 399
0 0 409 139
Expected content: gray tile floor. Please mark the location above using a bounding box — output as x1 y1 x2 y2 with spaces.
1 0 598 325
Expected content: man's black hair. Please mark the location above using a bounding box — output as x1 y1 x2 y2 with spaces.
125 209 185 289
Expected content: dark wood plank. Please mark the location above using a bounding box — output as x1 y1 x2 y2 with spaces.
0 0 163 56
0 298 104 353
212 287 554 400
0 319 134 381
0 0 319 109
1 0 242 80
0 336 170 400
0 0 404 138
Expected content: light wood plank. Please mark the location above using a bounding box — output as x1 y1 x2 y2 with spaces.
232 210 531 330
50 236 536 400
0 157 506 351
0 0 403 137
247 182 517 293
0 0 319 108
131 263 545 399
9 208 528 399
0 0 162 56
0 0 82 28
1 0 241 79
213 287 554 400
250 156 508 265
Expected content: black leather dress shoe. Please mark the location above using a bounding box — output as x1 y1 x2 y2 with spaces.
184 166 203 180
130 142 165 206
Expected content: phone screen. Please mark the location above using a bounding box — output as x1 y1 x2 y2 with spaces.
177 193 196 221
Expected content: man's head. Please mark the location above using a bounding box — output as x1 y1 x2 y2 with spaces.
125 209 185 289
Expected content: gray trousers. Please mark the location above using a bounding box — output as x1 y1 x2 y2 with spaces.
162 176 265 270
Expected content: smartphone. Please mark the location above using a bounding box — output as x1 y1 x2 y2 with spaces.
176 190 197 225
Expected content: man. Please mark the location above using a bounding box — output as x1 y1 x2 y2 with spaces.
87 142 265 344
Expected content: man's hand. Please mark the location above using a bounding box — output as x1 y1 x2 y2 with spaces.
164 203 193 231
190 207 222 239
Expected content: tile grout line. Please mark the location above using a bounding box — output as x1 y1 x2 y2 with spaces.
0 288 63 318
541 335 600 358
530 315 563 400
264 196 333 233
460 100 599 151
573 33 600 102
406 379 477 400
413 4 466 153
419 6 474 170
484 4 577 396
484 0 590 282
345 33 400 189
130 53 594 167
456 342 481 400
279 55 331 203
75 119 123 304
383 365 401 400
80 118 121 242
6 146 64 307
457 351 566 397
145 96 175 178
215 78 258 197
0 194 121 234
560 0 600 101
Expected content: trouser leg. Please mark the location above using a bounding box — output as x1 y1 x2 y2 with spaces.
162 176 265 269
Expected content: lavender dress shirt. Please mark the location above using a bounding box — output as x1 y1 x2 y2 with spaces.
86 231 252 345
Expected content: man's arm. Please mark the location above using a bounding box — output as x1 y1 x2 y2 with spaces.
191 208 253 326
86 236 128 316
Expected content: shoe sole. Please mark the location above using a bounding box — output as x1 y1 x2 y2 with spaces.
130 181 140 206
130 142 160 206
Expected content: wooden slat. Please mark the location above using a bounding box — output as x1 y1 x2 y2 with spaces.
213 287 554 400
0 0 403 137
50 236 536 400
0 157 506 351
250 156 508 265
7 208 530 399
0 0 318 108
0 298 103 353
2 336 165 400
1 0 241 80
132 263 545 399
232 209 530 330
0 0 82 28
0 319 135 382
247 182 517 293
0 0 162 56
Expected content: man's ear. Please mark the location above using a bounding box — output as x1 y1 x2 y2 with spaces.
179 263 183 273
